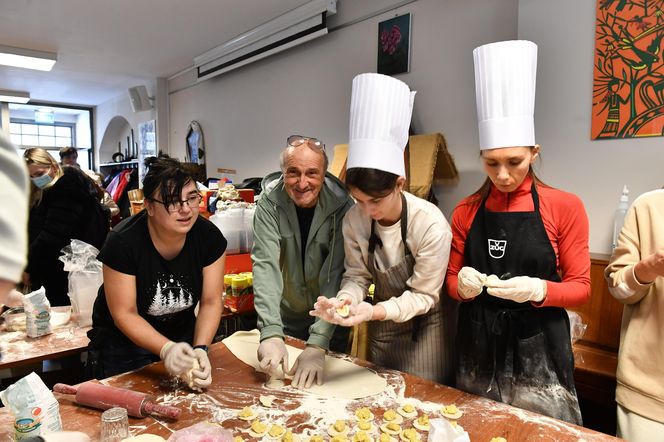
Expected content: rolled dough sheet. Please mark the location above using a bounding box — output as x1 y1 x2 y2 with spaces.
222 330 387 399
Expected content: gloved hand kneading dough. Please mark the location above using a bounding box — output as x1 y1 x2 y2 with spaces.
485 275 547 303
2 289 24 308
289 345 326 389
457 266 487 299
180 348 212 390
160 341 196 376
257 336 289 376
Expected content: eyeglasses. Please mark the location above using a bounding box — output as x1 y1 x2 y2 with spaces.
151 193 202 213
287 135 325 150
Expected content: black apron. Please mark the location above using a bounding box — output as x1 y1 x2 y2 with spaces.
456 183 582 425
367 193 452 384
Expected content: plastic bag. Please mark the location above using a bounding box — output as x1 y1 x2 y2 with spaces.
567 309 587 364
167 422 234 441
0 372 63 439
59 239 103 326
428 418 470 442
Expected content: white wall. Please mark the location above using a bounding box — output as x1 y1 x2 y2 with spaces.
168 0 518 211
519 0 664 254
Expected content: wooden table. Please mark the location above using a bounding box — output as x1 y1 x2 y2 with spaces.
0 338 622 441
0 323 90 370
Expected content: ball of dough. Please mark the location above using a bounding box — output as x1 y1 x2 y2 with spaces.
336 304 350 317
180 358 201 390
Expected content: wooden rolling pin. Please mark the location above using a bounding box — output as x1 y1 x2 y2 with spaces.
54 382 180 419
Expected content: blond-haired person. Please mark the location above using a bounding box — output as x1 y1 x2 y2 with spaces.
23 147 109 306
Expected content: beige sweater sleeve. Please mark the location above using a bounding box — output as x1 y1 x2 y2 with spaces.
338 193 452 323
605 190 664 304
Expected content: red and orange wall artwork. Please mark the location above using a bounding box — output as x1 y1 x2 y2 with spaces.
592 0 664 139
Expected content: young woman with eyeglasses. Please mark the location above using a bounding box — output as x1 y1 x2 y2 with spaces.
88 155 227 387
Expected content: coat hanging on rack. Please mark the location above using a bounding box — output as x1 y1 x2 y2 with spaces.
186 120 205 165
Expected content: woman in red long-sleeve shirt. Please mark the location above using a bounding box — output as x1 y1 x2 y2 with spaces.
448 40 591 425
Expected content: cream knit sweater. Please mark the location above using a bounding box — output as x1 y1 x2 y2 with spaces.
605 189 664 423
0 134 29 284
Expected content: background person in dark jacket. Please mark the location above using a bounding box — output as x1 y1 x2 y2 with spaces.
23 147 109 306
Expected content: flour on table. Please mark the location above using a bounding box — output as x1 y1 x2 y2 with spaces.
222 330 387 399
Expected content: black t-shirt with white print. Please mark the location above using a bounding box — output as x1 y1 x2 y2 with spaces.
91 211 227 348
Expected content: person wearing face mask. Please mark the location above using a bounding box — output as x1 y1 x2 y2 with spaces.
252 135 354 389
310 73 456 385
445 41 590 424
23 147 110 306
87 155 226 386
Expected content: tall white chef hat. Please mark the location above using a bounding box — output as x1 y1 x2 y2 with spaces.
473 40 538 150
347 73 416 177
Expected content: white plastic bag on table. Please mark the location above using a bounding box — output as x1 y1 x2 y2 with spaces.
59 239 103 326
428 418 470 442
167 422 233 441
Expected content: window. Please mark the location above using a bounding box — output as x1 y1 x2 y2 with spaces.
9 120 75 149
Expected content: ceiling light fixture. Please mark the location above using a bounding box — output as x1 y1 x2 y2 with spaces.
0 44 57 71
0 89 30 104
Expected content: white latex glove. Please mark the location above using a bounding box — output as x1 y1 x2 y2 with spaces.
334 301 374 327
43 431 91 442
191 348 212 389
457 266 487 299
309 295 351 323
160 341 196 376
257 337 289 376
289 345 326 389
485 275 547 303
3 289 24 307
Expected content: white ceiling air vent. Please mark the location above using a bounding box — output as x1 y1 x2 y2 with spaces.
194 0 337 81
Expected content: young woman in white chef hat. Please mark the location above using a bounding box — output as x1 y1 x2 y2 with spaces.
446 40 590 424
311 73 456 384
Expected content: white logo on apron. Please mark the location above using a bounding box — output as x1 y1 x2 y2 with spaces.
488 239 507 259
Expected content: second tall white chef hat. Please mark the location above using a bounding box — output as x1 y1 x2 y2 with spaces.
473 40 538 150
347 73 416 177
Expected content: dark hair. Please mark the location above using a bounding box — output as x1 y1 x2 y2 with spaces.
345 167 399 198
59 146 78 159
143 154 197 207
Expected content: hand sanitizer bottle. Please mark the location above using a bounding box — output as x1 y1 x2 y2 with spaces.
611 185 629 250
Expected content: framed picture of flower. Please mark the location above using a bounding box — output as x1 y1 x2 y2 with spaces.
377 13 411 76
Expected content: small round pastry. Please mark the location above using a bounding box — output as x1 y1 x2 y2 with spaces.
237 406 257 421
233 437 245 442
440 404 463 420
355 407 375 422
412 415 429 431
352 430 374 442
379 422 402 436
381 410 403 424
248 419 269 438
399 429 421 442
378 434 397 442
331 435 350 442
336 304 350 317
396 404 417 419
281 430 300 442
489 437 507 442
356 420 376 434
267 424 287 440
308 435 325 442
329 420 350 436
